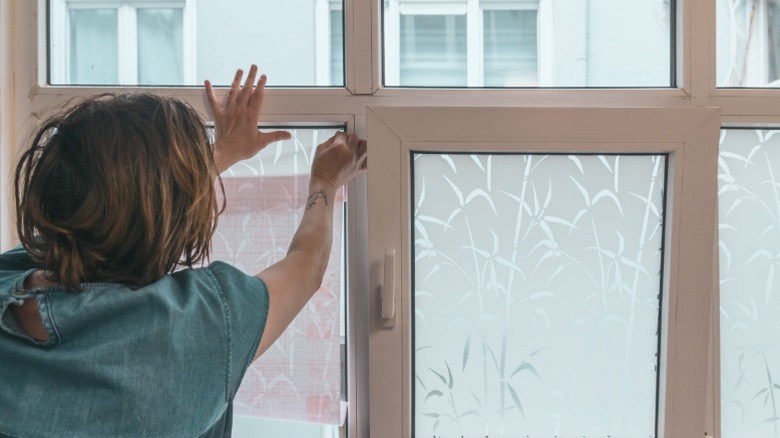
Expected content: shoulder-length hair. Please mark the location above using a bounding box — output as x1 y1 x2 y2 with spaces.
14 93 224 291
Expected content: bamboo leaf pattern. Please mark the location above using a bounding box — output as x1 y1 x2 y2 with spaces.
413 152 665 436
211 128 345 425
720 129 780 438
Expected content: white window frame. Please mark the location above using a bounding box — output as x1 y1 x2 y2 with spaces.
366 105 720 438
3 0 780 437
49 0 196 85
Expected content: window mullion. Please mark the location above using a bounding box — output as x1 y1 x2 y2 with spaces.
466 0 482 86
347 0 376 93
117 4 138 85
182 0 197 85
49 0 69 84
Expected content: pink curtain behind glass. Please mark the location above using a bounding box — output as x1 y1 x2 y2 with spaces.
211 174 345 425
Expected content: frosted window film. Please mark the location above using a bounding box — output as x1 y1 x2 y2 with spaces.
413 153 665 437
719 129 780 437
211 128 345 425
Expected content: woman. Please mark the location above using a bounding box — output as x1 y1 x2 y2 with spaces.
0 65 366 437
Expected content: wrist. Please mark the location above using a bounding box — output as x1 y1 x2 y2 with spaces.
309 173 339 192
213 143 242 174
213 144 228 173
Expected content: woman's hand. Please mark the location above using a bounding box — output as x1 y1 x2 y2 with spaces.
310 132 368 190
205 65 291 173
254 131 366 359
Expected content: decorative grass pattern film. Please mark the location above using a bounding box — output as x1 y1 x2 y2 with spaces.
412 153 666 437
719 129 780 437
212 128 346 425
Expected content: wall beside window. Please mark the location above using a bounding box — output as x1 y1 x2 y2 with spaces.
0 0 15 250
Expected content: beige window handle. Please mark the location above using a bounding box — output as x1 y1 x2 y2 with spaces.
381 249 396 323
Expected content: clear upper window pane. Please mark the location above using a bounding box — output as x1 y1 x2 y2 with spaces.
400 14 467 86
137 9 184 85
49 0 345 87
68 9 118 85
384 0 673 88
717 0 780 87
484 9 538 87
330 9 345 86
719 129 780 437
413 153 666 435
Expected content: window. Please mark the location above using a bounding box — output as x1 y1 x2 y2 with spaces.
411 151 666 435
49 0 346 86
212 127 348 437
385 0 541 87
483 8 538 86
49 0 194 85
718 128 780 438
3 0 780 437
399 13 467 86
717 0 780 87
366 106 719 437
383 0 673 87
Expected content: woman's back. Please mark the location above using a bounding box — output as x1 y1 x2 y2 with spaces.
0 246 268 438
2 66 367 436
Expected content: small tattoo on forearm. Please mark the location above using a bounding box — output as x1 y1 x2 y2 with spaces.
306 190 329 211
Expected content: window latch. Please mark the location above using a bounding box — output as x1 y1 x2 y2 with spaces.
381 249 396 327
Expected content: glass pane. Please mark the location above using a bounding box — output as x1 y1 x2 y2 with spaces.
484 10 538 87
233 416 340 437
384 0 672 87
413 153 666 436
400 15 467 86
137 8 184 85
331 9 344 86
50 1 345 86
719 129 780 437
717 0 780 87
212 128 347 426
69 9 118 85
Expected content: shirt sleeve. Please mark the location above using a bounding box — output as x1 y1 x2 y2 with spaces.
206 261 270 399
0 246 44 343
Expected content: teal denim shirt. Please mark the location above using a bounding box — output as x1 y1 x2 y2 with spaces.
0 246 269 437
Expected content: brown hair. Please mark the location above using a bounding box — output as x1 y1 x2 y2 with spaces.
14 93 224 291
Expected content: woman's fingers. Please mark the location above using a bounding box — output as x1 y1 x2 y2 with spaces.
204 80 222 118
226 69 243 109
249 74 268 114
261 130 292 146
357 139 368 171
238 65 258 106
